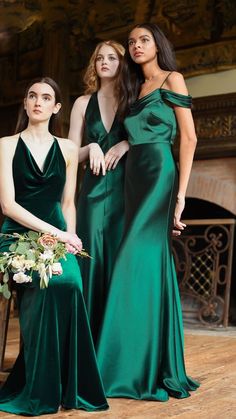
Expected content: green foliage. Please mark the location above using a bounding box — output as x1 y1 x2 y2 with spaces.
0 230 91 300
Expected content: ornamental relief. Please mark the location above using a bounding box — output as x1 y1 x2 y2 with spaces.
194 115 236 140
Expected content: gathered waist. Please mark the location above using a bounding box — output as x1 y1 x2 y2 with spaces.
129 139 173 147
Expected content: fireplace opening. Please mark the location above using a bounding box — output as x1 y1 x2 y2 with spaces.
172 198 235 328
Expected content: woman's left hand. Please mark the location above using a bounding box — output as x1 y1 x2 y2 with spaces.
173 196 186 236
104 140 129 170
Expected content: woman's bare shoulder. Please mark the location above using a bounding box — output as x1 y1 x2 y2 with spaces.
0 134 19 147
56 137 78 155
166 71 188 95
72 94 92 112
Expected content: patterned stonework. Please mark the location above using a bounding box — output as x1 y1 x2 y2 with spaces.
187 158 236 215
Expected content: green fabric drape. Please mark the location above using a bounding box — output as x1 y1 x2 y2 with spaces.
97 89 199 400
77 93 126 345
0 137 108 415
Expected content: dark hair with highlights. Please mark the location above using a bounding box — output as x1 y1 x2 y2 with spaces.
118 23 177 118
15 77 62 136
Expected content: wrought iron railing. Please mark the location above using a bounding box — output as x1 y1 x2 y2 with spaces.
172 219 235 327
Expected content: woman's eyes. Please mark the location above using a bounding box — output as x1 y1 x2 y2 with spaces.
128 38 149 46
96 56 117 61
28 94 50 101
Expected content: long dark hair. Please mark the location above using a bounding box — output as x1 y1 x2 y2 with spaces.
15 77 63 136
118 23 177 118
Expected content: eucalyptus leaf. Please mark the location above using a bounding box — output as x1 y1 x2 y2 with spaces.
9 243 17 252
28 231 39 240
26 250 36 261
31 241 39 249
3 271 9 283
3 287 11 299
2 283 11 299
16 242 31 254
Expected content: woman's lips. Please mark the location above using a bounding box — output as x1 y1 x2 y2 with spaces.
134 52 143 57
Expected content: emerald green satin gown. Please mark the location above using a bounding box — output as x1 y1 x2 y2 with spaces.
0 137 108 415
77 93 126 345
97 88 199 400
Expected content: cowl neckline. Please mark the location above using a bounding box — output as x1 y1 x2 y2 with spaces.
19 136 57 177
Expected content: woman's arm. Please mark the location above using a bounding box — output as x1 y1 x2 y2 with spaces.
167 73 197 229
0 137 82 251
59 140 78 233
68 96 90 162
68 96 106 175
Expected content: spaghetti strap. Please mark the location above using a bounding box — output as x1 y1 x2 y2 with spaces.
160 72 172 88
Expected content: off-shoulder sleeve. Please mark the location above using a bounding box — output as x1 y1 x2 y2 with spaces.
160 88 192 108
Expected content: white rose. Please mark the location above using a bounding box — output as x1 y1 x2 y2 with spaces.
23 259 36 270
11 255 26 270
39 250 54 261
52 262 63 275
13 271 32 283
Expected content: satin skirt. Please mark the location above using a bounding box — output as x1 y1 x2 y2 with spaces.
97 142 199 401
0 249 108 416
77 163 125 346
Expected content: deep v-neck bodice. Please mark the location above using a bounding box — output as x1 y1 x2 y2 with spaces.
84 93 126 152
95 92 116 135
1 136 67 234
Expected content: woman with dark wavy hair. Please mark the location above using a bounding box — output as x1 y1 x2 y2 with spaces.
97 23 199 401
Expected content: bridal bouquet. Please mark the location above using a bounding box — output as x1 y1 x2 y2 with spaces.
0 231 90 299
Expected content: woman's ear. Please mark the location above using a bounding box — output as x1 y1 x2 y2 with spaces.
53 103 62 114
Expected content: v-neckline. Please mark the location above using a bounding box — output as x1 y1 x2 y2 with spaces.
19 136 56 175
95 92 117 135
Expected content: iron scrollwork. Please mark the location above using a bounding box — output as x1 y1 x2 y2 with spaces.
172 219 235 327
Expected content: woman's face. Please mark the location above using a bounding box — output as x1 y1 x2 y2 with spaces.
24 82 61 123
95 44 120 79
128 27 157 65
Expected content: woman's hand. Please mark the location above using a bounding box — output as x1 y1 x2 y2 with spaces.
104 140 129 171
173 195 186 236
57 231 83 254
89 143 106 176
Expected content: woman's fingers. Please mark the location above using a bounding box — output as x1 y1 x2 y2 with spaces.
90 155 106 176
60 232 83 252
106 154 118 170
172 229 181 236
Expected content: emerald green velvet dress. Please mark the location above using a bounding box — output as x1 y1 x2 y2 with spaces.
77 93 126 345
0 137 108 415
97 88 199 401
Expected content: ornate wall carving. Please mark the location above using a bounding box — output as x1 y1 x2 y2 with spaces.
192 93 236 159
0 1 236 141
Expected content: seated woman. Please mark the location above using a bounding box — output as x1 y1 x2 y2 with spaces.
0 77 108 416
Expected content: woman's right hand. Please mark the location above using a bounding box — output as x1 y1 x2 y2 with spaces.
89 143 106 176
57 231 83 254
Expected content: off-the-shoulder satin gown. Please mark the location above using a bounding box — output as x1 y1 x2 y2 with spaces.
97 87 199 401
